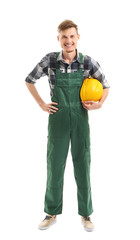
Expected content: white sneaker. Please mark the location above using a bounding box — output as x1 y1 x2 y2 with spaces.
81 216 94 232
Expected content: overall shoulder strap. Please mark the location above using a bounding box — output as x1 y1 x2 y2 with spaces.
56 52 60 59
79 53 84 69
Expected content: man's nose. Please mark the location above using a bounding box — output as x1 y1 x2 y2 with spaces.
66 37 71 43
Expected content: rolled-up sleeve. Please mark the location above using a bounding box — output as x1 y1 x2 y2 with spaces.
90 58 110 89
25 55 49 84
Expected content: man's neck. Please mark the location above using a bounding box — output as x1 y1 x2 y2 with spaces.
62 49 77 64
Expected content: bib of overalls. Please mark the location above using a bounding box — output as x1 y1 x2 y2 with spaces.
48 52 89 142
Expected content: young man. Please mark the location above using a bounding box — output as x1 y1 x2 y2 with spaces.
25 20 109 232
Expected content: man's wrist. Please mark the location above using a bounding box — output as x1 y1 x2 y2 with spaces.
98 101 103 107
38 100 45 107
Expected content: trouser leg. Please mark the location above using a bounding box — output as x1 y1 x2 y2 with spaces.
70 109 93 216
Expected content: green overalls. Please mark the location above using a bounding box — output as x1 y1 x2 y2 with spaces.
44 52 93 217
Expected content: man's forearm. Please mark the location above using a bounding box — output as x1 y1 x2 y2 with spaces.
25 82 45 107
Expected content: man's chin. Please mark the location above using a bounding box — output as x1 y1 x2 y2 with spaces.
64 49 76 53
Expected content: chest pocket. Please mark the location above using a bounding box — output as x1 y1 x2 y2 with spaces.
56 72 83 87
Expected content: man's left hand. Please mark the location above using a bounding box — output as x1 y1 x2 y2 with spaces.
82 101 102 110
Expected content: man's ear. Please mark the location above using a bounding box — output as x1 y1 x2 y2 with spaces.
77 34 80 40
57 35 59 41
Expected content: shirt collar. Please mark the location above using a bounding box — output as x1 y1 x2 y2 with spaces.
57 49 81 64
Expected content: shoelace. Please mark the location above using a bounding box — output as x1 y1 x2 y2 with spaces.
44 215 52 220
83 216 91 221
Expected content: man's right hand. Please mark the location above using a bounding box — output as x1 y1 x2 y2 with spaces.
40 102 59 114
25 82 59 115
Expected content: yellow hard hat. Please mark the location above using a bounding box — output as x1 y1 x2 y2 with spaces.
80 78 103 102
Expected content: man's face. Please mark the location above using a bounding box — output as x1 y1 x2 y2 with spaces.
57 27 80 53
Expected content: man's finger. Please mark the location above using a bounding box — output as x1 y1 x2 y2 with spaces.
51 106 59 110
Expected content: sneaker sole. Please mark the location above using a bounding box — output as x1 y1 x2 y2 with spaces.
84 227 94 232
38 220 57 230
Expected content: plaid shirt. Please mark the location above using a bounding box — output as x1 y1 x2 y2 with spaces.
25 50 110 97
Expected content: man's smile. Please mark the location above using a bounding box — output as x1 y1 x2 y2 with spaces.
64 43 74 47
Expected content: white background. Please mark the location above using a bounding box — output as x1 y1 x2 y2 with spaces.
0 0 140 239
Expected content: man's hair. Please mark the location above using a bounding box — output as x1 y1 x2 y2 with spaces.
57 20 78 34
